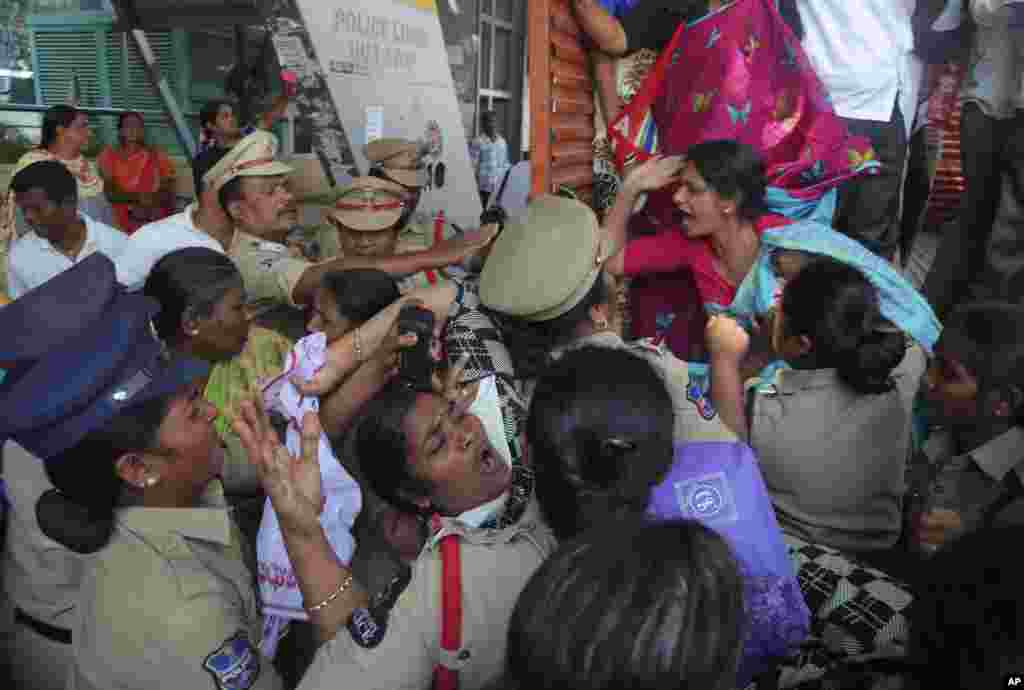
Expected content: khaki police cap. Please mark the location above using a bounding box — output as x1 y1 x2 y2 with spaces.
203 130 294 192
363 138 425 188
327 176 407 232
480 195 609 322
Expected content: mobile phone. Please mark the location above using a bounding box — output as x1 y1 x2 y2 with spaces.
397 305 436 392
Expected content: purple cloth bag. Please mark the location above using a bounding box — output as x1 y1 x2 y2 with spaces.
648 441 810 686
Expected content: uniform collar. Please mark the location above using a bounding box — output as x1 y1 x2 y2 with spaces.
456 492 509 529
230 227 287 253
774 366 842 395
968 426 1024 483
116 480 233 547
429 465 535 544
551 331 624 360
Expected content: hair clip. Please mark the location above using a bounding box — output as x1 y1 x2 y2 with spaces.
601 438 637 453
873 324 902 334
149 319 173 362
109 369 153 405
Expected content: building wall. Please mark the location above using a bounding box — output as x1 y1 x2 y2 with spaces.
437 0 480 143
10 1 528 158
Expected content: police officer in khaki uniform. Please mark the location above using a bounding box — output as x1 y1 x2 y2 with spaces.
320 175 490 295
324 175 427 293
203 134 488 342
298 468 554 690
71 479 275 690
0 254 285 690
0 257 123 690
202 131 311 339
479 195 737 443
230 344 556 690
363 138 468 290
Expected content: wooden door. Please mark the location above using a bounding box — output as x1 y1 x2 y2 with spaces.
527 0 595 205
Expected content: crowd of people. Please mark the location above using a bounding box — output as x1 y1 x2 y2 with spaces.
0 0 1022 689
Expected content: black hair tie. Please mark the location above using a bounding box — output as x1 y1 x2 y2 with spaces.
36 489 115 554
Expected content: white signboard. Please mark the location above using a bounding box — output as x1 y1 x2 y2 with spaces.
293 0 483 228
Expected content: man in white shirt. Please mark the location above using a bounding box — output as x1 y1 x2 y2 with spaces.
119 131 493 340
796 1 920 261
469 111 511 207
115 187 234 292
7 160 129 299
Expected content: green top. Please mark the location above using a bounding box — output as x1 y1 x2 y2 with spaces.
204 325 294 494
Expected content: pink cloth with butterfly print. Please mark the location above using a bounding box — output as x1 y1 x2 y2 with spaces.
624 214 790 357
609 0 878 208
608 0 878 357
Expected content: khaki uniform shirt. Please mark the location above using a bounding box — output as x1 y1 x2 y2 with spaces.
1 441 84 630
230 230 310 309
298 496 556 690
549 332 738 443
316 217 461 294
750 344 927 552
68 481 283 690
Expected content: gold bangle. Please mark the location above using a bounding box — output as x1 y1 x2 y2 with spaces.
353 328 364 363
305 572 354 614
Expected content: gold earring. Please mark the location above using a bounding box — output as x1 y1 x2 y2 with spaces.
145 476 158 488
595 318 609 331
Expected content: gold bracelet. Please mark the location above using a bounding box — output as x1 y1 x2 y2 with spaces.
353 328 364 363
305 572 354 614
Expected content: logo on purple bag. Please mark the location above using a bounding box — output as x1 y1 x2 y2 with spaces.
674 471 737 524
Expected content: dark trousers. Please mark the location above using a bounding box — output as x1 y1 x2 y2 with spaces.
923 104 1024 318
834 101 909 261
900 126 932 264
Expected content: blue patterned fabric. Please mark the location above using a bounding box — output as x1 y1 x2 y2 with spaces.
731 220 942 354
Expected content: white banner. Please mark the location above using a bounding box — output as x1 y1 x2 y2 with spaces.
293 0 483 228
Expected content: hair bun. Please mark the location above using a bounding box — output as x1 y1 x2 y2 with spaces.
36 489 115 554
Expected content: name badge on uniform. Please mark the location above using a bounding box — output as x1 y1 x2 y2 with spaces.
203 631 260 690
251 239 287 254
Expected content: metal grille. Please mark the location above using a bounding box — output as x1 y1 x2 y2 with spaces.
106 29 177 112
34 30 102 106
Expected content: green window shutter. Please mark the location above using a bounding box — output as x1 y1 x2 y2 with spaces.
108 29 184 155
32 22 186 156
34 30 102 107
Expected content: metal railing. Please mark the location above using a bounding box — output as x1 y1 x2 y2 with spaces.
0 102 208 160
0 102 299 157
0 103 199 118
